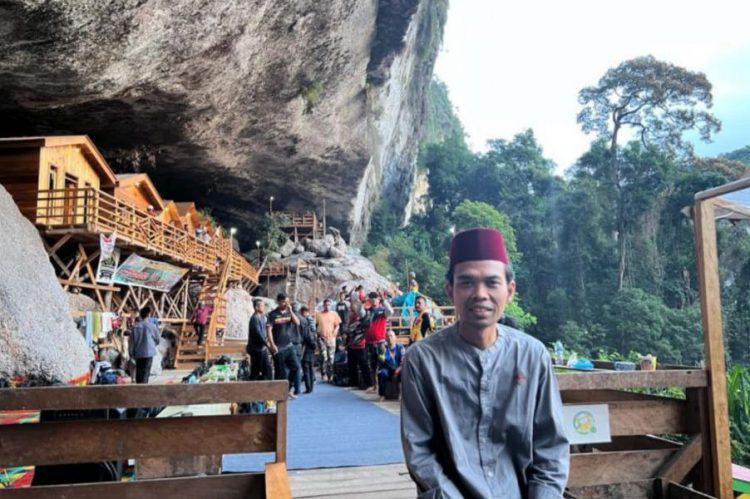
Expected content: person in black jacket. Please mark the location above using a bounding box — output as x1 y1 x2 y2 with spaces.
299 306 318 393
246 299 273 380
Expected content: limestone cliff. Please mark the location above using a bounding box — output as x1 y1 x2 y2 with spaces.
0 0 447 246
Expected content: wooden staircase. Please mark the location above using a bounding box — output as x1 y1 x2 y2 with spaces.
174 255 245 368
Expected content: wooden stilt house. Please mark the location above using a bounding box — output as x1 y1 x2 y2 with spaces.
0 136 259 366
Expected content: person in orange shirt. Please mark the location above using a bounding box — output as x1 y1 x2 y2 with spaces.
315 299 342 382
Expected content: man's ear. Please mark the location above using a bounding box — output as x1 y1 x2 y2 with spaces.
507 280 516 304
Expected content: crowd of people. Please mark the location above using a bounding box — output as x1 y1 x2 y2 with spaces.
245 283 437 401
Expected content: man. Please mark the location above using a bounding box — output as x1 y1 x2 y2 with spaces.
401 228 569 498
365 292 392 392
378 330 405 401
287 304 304 395
299 306 317 393
191 300 212 346
346 299 371 389
409 295 434 344
129 306 160 384
267 293 301 399
247 299 273 380
335 291 350 327
315 299 341 382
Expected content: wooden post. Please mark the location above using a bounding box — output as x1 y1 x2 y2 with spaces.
693 199 733 499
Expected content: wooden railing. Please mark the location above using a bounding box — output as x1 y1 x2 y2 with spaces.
389 306 456 333
15 188 258 284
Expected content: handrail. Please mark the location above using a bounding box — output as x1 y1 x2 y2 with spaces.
15 188 258 284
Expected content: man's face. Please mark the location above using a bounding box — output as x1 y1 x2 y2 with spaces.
278 298 288 310
386 331 396 346
415 298 425 312
446 260 515 331
323 301 331 311
256 302 265 314
302 310 309 317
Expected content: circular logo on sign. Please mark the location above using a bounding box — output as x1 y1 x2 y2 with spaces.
573 410 596 435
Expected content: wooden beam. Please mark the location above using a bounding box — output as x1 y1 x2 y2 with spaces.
58 279 120 292
0 381 289 411
603 399 692 436
276 398 288 463
0 415 277 467
566 479 657 499
264 462 292 499
569 449 675 488
658 435 703 486
556 369 707 391
0 472 265 499
693 199 733 499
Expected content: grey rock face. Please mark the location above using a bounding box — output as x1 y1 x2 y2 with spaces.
0 0 445 246
0 186 93 381
224 287 254 341
278 239 296 258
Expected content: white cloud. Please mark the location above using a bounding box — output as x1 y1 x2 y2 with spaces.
435 0 750 170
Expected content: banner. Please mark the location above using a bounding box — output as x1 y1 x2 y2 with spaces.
113 254 188 292
96 247 121 284
99 233 117 259
562 404 611 445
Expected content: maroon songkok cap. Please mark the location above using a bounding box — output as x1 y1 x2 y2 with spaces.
449 227 509 269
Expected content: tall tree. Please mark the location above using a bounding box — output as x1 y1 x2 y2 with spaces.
577 55 721 289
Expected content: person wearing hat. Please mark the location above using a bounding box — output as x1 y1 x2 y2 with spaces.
400 228 569 498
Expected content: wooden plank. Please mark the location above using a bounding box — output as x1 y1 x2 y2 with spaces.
591 435 682 452
693 199 733 499
569 449 675 487
276 399 288 463
562 389 682 403
0 381 289 411
658 435 703 485
0 472 265 499
58 279 120 292
0 414 276 467
687 387 714 493
265 462 292 499
599 399 692 436
667 481 715 499
556 370 707 391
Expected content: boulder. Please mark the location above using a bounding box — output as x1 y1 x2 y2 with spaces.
0 186 93 381
278 239 296 258
293 244 305 254
67 291 101 314
224 287 254 341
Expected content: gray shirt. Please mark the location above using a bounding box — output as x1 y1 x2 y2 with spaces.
401 323 569 499
129 318 160 359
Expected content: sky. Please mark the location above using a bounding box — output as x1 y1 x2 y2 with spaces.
434 0 750 171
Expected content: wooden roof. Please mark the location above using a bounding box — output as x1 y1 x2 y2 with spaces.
0 135 118 188
116 173 165 211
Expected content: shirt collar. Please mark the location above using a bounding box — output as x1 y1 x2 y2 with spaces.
452 323 504 356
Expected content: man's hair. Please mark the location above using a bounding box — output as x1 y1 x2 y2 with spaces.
323 299 331 305
445 263 515 284
415 295 427 305
253 298 263 308
356 285 363 290
277 293 287 301
368 291 378 299
300 305 309 313
139 306 151 319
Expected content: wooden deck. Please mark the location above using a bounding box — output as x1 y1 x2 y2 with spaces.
289 464 414 498
15 187 258 284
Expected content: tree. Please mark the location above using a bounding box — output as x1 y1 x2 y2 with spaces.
577 55 721 290
452 200 519 262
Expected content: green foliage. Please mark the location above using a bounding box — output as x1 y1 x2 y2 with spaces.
257 214 287 252
722 145 750 167
422 79 465 146
578 55 721 156
452 200 519 261
727 365 750 464
300 81 324 114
